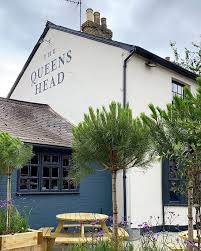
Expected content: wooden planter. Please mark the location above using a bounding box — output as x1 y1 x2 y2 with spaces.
0 231 43 251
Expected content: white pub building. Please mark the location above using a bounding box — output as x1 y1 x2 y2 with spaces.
7 9 198 230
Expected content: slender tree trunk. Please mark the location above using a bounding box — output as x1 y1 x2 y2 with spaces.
187 174 194 251
112 170 118 246
6 168 12 233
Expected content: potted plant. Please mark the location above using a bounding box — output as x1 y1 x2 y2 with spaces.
0 132 43 251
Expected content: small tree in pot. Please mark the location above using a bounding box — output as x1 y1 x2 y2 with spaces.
0 132 33 233
72 102 154 246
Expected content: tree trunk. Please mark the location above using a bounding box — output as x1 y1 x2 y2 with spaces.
187 175 194 251
112 170 118 246
6 168 12 233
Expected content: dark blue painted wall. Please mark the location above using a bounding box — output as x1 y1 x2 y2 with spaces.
0 169 112 229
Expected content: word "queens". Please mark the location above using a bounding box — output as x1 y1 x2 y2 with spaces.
30 50 72 95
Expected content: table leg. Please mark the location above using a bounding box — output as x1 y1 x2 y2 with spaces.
81 223 85 238
55 220 64 233
100 221 110 236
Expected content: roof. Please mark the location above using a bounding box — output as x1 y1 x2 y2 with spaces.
0 97 73 148
7 21 198 98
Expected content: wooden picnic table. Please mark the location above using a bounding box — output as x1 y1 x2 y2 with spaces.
55 212 109 238
40 212 128 250
179 230 200 243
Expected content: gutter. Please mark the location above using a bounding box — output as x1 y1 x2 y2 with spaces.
123 47 136 221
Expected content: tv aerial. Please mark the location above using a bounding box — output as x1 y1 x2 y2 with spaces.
64 0 82 31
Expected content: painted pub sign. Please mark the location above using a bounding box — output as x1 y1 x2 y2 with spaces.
30 48 72 95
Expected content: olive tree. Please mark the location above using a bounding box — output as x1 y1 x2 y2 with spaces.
0 132 33 233
141 77 201 250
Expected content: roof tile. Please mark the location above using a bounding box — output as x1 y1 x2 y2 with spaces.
0 97 73 148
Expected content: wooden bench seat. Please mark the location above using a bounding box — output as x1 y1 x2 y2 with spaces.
55 236 110 244
167 244 184 251
63 224 102 229
39 225 129 249
108 227 129 240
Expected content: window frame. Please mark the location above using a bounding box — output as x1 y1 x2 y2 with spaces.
162 159 187 206
17 148 79 195
172 80 185 98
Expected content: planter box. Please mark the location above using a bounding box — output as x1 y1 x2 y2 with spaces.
0 231 43 251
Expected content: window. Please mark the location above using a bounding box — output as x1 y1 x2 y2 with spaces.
162 159 187 205
19 154 39 191
172 80 184 98
18 151 78 193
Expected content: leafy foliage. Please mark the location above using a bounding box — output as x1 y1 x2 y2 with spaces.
66 240 134 251
0 206 29 235
0 132 33 175
170 40 201 75
141 77 201 175
72 102 154 179
141 77 201 247
0 132 33 233
72 102 154 245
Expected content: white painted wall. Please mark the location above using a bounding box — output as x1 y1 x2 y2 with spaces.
11 28 125 124
126 55 197 227
10 27 198 228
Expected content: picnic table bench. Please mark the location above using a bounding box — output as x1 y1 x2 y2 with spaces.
167 230 200 250
40 213 129 251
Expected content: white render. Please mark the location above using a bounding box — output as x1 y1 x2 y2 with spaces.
10 26 197 228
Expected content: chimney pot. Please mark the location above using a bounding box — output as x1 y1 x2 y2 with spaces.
101 17 107 28
86 8 94 22
165 57 170 61
81 8 113 39
94 12 100 25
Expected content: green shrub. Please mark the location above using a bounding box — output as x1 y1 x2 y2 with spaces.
66 240 133 251
0 206 29 235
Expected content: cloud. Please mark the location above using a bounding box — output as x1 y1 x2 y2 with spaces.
0 0 201 97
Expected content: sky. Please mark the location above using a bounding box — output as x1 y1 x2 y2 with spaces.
0 0 201 97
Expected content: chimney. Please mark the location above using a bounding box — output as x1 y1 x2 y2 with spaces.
94 12 100 25
81 8 113 39
101 17 107 28
86 8 94 22
165 57 170 61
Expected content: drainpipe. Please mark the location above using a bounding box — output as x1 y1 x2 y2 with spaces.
123 47 136 221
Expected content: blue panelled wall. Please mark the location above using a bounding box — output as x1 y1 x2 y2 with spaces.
0 146 112 229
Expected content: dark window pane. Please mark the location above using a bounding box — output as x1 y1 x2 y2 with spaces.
30 166 38 177
44 154 51 162
172 83 177 92
43 167 50 177
177 85 182 95
52 167 59 177
20 179 28 190
63 156 70 166
21 166 28 176
63 168 69 178
169 181 180 202
31 154 39 164
169 166 178 179
51 179 59 190
30 179 38 190
63 180 69 190
52 155 59 163
42 179 50 190
172 81 184 98
69 179 76 189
